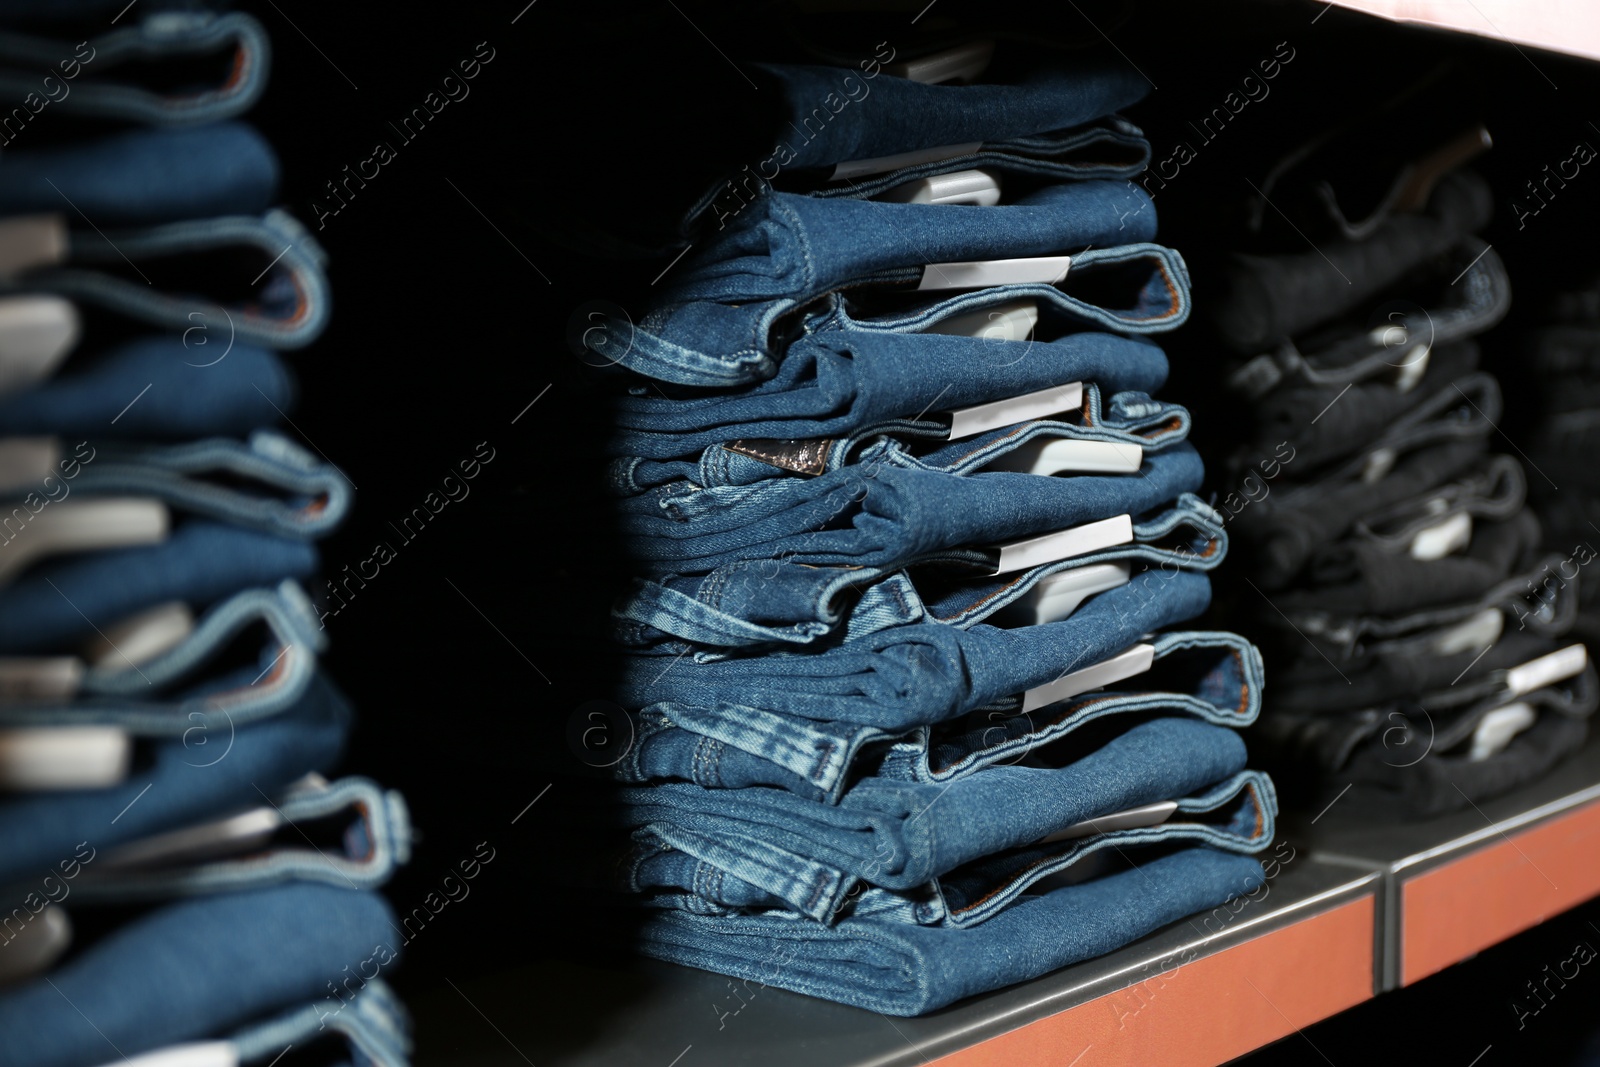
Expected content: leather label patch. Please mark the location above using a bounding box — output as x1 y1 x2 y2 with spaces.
724 437 835 476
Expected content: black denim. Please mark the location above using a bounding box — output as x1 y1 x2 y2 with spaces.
1276 508 1542 618
1239 341 1479 475
1208 169 1491 352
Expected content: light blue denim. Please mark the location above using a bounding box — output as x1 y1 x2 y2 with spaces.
4 209 330 350
622 630 1263 804
614 493 1222 651
46 431 351 539
0 10 270 126
637 846 1266 1015
229 979 412 1067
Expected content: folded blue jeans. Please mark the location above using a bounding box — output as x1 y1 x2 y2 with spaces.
607 243 1192 386
614 493 1222 651
662 180 1157 306
16 431 352 539
616 568 1212 729
637 846 1265 1015
227 978 412 1067
0 10 270 127
5 209 330 350
0 123 277 226
619 439 1204 575
0 334 296 440
610 327 1169 460
0 665 349 886
0 883 397 1067
0 519 318 654
622 630 1262 804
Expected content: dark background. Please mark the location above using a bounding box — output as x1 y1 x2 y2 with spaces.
232 1 1600 1061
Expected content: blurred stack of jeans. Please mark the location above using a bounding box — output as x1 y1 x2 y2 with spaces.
587 39 1276 1016
1211 139 1596 820
0 7 411 1066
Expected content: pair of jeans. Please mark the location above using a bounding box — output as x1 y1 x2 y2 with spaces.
20 431 352 539
617 568 1212 729
622 717 1264 919
614 493 1222 651
0 123 277 226
610 327 1169 460
607 242 1192 386
4 209 330 350
619 439 1204 575
1207 169 1492 352
61 775 411 901
224 978 411 1067
0 883 396 1067
636 845 1265 1016
621 630 1262 804
0 519 317 654
1275 507 1542 619
0 665 349 886
661 180 1157 307
616 385 1187 492
1226 240 1509 400
0 334 296 440
0 10 270 127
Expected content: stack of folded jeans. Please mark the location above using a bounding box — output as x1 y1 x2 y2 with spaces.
0 8 412 1066
1212 158 1596 820
588 40 1276 1016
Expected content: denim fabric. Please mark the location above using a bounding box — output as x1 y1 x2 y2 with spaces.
1240 340 1480 474
662 180 1156 306
0 123 277 226
610 327 1169 460
0 335 296 440
799 116 1150 199
67 776 411 901
743 52 1147 172
0 884 396 1067
0 578 324 735
227 979 412 1067
622 717 1258 911
1238 436 1488 590
617 568 1212 729
0 10 270 126
606 243 1191 387
1208 170 1492 352
620 631 1262 804
29 431 351 539
619 439 1204 575
617 386 1187 493
1276 508 1542 618
1345 453 1524 554
0 666 348 886
613 494 1222 651
636 846 1265 1016
5 210 330 350
0 519 317 654
1226 241 1508 400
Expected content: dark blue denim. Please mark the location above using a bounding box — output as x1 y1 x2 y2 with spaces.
0 519 318 654
0 884 396 1067
614 493 1222 651
5 210 330 350
0 334 296 440
622 631 1263 804
0 123 277 226
0 10 270 127
37 431 351 539
743 52 1147 172
611 327 1168 460
605 243 1191 387
0 666 348 886
618 568 1212 730
662 180 1156 307
620 439 1203 575
636 846 1265 1015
